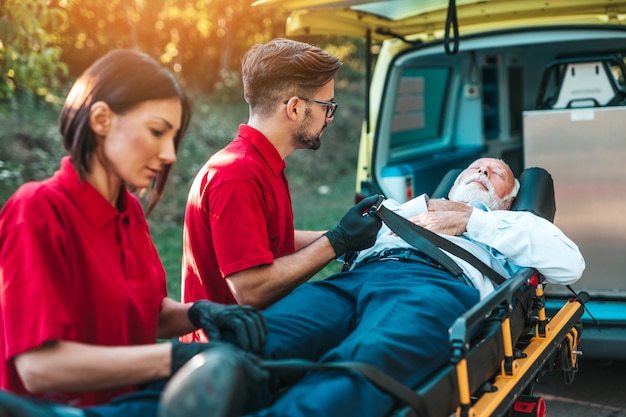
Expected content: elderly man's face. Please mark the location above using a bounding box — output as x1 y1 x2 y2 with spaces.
448 158 516 210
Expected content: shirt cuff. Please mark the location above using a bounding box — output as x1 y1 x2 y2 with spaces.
466 208 493 240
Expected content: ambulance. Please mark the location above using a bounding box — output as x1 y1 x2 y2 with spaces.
255 0 626 360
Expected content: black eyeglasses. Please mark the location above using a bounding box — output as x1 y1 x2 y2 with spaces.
283 97 338 118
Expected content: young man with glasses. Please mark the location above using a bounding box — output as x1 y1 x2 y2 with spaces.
181 38 382 340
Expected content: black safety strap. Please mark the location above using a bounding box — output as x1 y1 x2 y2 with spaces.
376 205 464 278
444 0 459 55
376 205 507 286
261 359 429 415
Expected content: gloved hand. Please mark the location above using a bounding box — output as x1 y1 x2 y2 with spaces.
170 339 269 384
171 339 216 375
188 301 267 353
324 194 384 257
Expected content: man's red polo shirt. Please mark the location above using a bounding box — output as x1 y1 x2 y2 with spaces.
182 124 295 310
0 157 167 406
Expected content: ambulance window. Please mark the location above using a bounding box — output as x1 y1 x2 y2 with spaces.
508 67 523 136
390 67 450 150
482 66 500 139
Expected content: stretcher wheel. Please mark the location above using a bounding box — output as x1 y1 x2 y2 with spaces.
559 343 577 384
512 395 546 417
557 324 581 384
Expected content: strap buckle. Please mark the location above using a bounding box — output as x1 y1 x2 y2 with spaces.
364 195 385 217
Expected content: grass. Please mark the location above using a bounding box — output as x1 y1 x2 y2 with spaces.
0 85 364 301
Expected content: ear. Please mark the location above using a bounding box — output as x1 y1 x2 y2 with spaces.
283 96 299 121
89 101 113 136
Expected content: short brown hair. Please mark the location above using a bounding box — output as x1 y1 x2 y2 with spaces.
241 38 342 118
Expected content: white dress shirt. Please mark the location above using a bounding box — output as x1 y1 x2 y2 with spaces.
353 195 585 299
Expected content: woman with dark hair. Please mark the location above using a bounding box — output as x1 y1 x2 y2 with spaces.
58 48 192 215
0 49 267 417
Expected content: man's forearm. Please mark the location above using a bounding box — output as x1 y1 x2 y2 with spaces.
294 229 325 250
226 236 337 308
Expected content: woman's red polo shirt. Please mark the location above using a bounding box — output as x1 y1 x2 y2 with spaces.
0 157 167 406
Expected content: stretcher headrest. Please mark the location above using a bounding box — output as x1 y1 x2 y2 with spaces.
512 167 556 222
431 166 556 222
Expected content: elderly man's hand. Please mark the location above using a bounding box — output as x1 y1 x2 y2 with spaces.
408 210 471 236
188 301 267 353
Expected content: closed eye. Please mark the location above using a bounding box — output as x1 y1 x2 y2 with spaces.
151 128 165 137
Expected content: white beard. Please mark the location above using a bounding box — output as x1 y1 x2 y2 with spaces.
449 173 506 210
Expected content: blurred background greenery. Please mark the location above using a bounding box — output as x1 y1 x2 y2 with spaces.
1 0 371 300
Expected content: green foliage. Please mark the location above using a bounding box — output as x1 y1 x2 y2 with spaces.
1 0 367 104
49 0 290 94
0 98 66 206
1 0 69 102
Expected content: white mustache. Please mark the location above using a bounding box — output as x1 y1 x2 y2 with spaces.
450 172 506 210
461 173 493 191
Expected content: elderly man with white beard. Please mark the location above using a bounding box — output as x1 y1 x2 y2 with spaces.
159 158 585 417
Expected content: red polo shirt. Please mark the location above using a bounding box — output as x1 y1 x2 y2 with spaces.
0 157 166 406
182 124 295 310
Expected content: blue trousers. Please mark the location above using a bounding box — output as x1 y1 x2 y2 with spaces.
82 381 165 417
250 260 480 417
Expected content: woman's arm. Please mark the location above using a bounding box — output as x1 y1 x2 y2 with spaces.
14 340 172 394
157 297 196 340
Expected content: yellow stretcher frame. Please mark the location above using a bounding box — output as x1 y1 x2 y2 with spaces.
390 268 586 417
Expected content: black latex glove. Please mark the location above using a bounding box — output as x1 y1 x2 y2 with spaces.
171 339 216 375
188 301 267 353
170 340 269 383
324 194 384 257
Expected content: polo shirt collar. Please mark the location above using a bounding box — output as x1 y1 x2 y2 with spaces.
55 156 129 229
237 124 286 177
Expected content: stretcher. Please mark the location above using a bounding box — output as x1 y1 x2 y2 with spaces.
389 268 586 417
261 167 588 417
383 167 589 417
